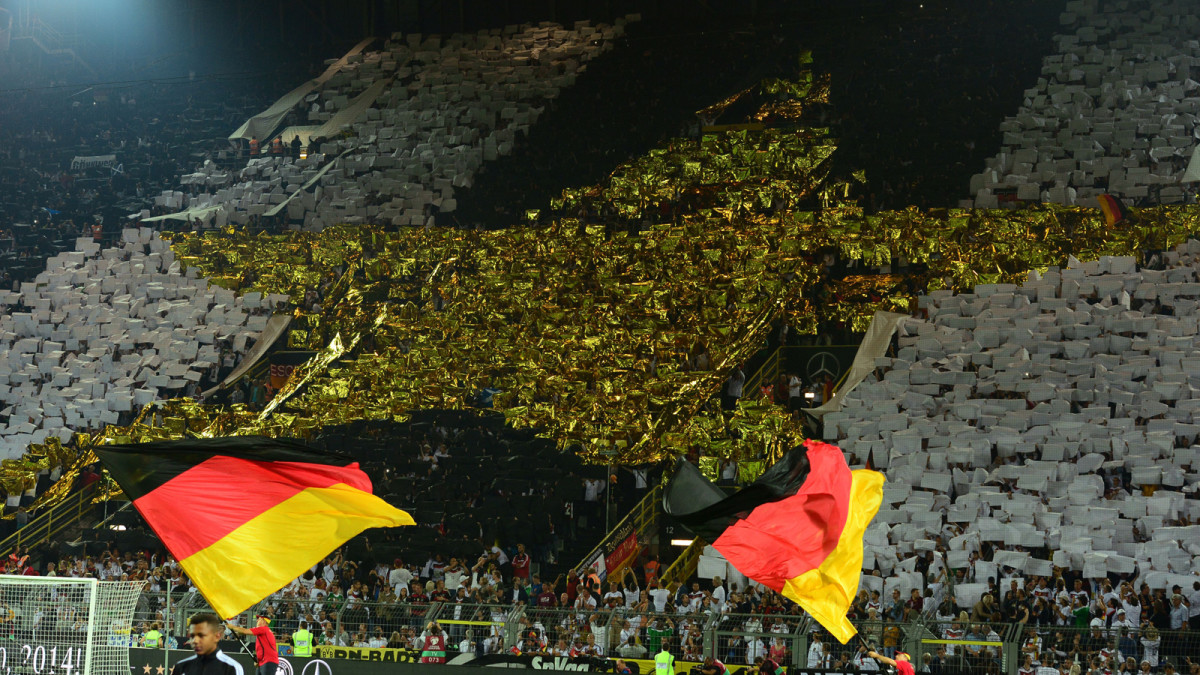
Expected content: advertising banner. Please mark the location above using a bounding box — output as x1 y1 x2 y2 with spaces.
603 520 639 576
314 646 422 662
450 653 608 670
270 350 317 388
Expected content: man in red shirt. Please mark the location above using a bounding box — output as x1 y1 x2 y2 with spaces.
868 649 914 675
227 615 279 675
511 544 531 580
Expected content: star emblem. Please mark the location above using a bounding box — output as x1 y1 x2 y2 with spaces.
156 667 166 675
143 666 152 674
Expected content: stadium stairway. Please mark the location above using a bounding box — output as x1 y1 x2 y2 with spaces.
9 16 97 78
0 480 103 558
570 483 662 581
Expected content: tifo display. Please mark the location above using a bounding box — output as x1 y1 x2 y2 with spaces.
4 3 1200 675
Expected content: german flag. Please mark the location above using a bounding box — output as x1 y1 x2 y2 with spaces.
664 440 883 644
96 436 414 618
1097 194 1131 227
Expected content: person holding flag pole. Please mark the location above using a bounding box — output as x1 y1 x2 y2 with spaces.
226 615 279 675
866 649 915 675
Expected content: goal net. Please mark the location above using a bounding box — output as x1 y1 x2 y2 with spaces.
0 574 144 675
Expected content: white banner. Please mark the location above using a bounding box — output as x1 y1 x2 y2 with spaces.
70 154 117 170
229 37 374 141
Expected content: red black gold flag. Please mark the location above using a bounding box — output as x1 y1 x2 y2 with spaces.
96 436 414 618
1098 194 1131 227
664 440 883 644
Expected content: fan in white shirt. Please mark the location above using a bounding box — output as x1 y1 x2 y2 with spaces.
603 588 625 607
743 616 763 640
574 593 597 620
489 546 509 567
807 637 826 668
647 583 672 614
623 577 641 609
443 562 467 592
1111 609 1135 632
745 638 766 664
855 649 880 671
710 578 726 607
389 560 414 590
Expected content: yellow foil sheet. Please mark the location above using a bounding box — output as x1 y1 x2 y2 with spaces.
11 63 1200 504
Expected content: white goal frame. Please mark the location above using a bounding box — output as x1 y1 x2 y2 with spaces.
0 573 144 675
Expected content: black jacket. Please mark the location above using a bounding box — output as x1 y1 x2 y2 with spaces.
170 650 244 675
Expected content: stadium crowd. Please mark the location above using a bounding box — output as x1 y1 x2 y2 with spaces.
0 76 273 283
5 520 1199 675
3 5 1200 675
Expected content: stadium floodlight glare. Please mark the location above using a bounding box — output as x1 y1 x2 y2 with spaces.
0 574 143 675
670 538 694 547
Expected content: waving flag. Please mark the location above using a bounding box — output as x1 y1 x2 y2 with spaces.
664 440 883 643
96 436 414 618
1098 194 1131 226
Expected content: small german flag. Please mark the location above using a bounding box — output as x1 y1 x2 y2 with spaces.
96 436 414 618
664 440 883 644
1097 193 1131 227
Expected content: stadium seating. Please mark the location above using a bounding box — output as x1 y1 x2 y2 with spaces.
152 18 637 231
972 0 1200 208
0 228 280 465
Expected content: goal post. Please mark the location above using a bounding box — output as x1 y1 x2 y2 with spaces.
0 574 144 675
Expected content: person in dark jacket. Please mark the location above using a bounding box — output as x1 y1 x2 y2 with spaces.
172 613 244 675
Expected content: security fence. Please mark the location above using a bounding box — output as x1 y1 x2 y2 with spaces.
124 593 1200 675
129 590 518 656
907 619 1016 675
712 613 808 668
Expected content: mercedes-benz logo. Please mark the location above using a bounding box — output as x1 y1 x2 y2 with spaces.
806 351 840 383
302 659 334 675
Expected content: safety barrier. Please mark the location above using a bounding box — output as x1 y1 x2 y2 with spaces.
712 613 810 668
121 593 1200 675
0 481 101 557
659 539 702 589
573 483 662 582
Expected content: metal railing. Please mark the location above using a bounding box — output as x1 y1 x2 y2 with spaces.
130 590 516 653
23 17 96 77
0 481 100 557
118 594 1200 674
742 349 781 401
516 606 617 656
438 601 518 656
513 606 698 659
711 613 809 666
573 483 662 580
660 538 702 589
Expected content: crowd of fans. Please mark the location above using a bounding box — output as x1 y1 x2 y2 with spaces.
0 69 276 285
3 5 1200 675
457 0 1068 225
6 532 1199 675
822 0 1065 212
454 16 790 229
